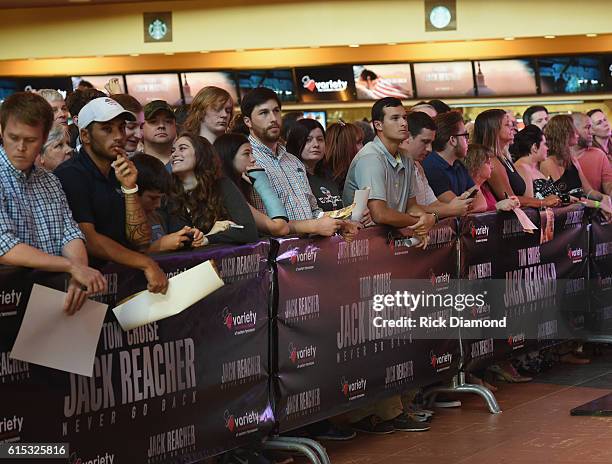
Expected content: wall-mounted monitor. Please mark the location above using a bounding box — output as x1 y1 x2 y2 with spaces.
0 77 73 99
181 72 238 104
0 79 21 101
295 66 355 102
125 73 182 106
474 59 537 96
353 64 413 100
413 61 475 98
71 75 125 93
538 56 607 94
238 69 296 102
302 111 327 130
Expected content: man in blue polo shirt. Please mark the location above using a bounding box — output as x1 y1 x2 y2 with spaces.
422 110 474 202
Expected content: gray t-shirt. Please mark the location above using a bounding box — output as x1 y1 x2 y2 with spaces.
342 137 416 213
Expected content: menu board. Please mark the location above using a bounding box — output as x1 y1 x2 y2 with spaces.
238 69 296 102
353 64 413 100
413 61 475 97
539 56 607 94
295 66 355 102
125 73 182 105
181 72 238 104
474 59 537 96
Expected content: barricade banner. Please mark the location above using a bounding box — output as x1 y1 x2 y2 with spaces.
0 241 273 463
459 205 589 371
274 221 459 433
587 214 612 333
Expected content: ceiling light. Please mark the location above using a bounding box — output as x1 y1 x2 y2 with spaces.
586 33 598 37
200 50 210 54
504 37 515 41
348 44 360 48
235 48 245 52
164 52 174 55
130 53 140 57
544 35 556 39
310 45 320 49
387 42 397 45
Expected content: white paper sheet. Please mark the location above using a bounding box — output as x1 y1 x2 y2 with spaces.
112 260 224 331
351 188 370 221
513 207 538 233
10 284 108 377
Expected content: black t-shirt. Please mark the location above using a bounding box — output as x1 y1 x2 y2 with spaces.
307 171 343 212
55 148 129 247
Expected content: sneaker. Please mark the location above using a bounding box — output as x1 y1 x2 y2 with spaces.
433 394 462 408
392 413 431 432
305 420 356 441
351 415 395 435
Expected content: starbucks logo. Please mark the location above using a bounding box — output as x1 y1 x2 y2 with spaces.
148 19 168 40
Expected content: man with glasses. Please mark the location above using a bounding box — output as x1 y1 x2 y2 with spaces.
422 110 474 201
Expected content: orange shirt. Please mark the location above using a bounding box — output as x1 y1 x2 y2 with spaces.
575 147 612 193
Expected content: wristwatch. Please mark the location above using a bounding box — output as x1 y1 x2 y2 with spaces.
431 212 439 224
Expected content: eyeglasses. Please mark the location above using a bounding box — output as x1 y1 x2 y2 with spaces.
452 132 470 141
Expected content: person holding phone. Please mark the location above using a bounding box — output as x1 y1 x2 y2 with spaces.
159 132 258 246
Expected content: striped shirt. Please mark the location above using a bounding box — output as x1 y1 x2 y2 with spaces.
249 135 322 221
0 146 84 257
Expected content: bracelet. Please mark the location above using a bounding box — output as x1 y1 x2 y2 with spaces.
121 184 139 195
594 200 601 209
586 190 593 200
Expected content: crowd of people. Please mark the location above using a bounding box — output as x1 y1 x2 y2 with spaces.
1 81 612 463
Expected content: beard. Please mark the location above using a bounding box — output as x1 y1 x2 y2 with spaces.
578 136 592 149
89 134 118 161
254 126 280 144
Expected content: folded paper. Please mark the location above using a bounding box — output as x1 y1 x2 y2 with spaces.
112 260 224 331
351 188 370 222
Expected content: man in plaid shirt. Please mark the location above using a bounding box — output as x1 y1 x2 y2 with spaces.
0 92 107 314
241 87 355 237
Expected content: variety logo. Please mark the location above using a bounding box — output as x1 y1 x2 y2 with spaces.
340 376 367 401
471 303 491 319
288 245 319 271
288 343 317 368
0 289 23 317
567 245 584 264
301 75 348 93
224 409 261 437
470 223 489 243
429 270 451 289
507 333 526 350
69 452 115 464
0 415 23 440
222 307 257 335
430 350 453 372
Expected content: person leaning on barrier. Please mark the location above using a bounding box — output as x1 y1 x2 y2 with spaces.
55 97 168 294
161 132 258 246
215 132 290 237
463 144 521 213
0 92 107 313
241 87 359 239
36 122 73 172
399 111 474 218
131 152 207 252
343 97 435 247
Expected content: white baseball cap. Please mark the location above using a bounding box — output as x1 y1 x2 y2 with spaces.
77 97 136 130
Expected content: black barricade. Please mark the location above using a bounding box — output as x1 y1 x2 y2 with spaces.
274 221 459 433
459 205 589 371
587 214 612 332
0 241 273 463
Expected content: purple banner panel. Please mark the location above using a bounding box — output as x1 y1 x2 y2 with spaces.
587 213 612 333
274 221 459 433
0 241 273 463
459 205 589 370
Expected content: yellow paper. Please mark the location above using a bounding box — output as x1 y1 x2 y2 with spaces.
112 260 224 331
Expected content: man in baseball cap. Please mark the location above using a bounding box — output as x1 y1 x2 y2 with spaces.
143 100 177 166
56 97 169 295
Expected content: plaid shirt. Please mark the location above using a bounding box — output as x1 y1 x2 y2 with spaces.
0 147 84 257
249 135 322 221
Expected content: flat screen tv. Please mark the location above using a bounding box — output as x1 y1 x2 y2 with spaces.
353 64 413 100
413 61 475 98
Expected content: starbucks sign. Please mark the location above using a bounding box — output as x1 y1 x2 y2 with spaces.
143 12 173 43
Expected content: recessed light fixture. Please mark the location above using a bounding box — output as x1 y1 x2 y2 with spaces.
387 42 397 46
348 44 360 48
164 52 174 55
586 33 598 37
504 37 515 41
544 35 556 39
130 53 140 56
310 45 320 49
200 50 210 54
235 48 245 52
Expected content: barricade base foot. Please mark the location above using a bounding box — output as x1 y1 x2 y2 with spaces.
423 383 502 414
263 436 330 464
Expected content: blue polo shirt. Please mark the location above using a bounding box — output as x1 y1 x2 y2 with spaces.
422 151 474 197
